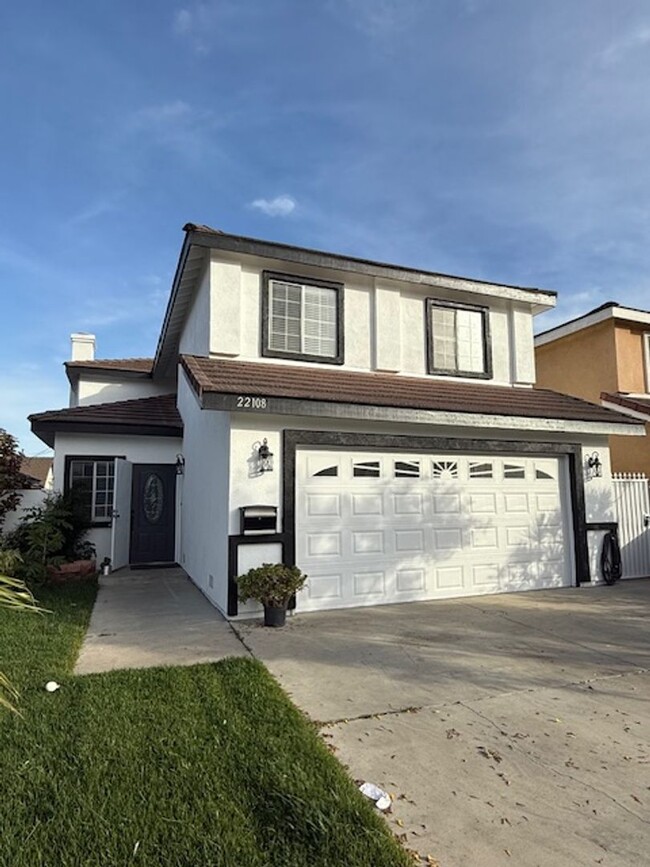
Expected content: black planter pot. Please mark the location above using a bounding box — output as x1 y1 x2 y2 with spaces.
263 604 287 628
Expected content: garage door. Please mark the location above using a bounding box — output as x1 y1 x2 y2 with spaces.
296 450 572 612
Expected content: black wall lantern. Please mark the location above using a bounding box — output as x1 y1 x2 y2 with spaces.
586 451 602 480
254 438 274 473
175 453 185 476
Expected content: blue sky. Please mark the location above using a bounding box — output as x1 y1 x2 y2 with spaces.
2 1 650 452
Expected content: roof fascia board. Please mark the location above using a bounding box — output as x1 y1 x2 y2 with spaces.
64 366 153 386
190 229 557 308
198 389 643 436
601 399 650 423
31 420 183 448
153 231 194 375
536 305 650 347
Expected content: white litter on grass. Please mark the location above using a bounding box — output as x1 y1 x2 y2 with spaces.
45 681 60 693
359 781 391 811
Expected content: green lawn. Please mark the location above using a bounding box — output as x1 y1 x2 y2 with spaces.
0 583 411 867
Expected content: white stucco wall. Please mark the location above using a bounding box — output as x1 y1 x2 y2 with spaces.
204 249 538 386
176 367 230 612
52 432 183 564
76 377 174 407
2 489 49 533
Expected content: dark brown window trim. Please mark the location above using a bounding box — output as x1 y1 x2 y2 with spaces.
425 298 493 380
261 270 345 365
63 454 125 529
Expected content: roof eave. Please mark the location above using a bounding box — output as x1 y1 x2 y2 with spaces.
30 419 183 449
64 364 153 387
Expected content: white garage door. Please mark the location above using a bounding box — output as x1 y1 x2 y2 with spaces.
296 450 573 612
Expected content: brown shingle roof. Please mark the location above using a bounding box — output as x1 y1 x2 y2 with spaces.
30 394 182 447
65 358 154 373
20 457 52 488
181 355 637 426
602 392 650 419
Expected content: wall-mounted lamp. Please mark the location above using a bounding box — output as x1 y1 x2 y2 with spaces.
175 453 186 476
254 438 274 473
586 451 602 480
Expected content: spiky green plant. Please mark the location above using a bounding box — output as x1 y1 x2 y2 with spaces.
0 553 46 713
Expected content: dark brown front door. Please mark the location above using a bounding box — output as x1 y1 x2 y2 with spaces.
130 464 176 565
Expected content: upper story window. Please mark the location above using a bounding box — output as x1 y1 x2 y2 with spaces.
262 271 344 364
644 333 650 391
426 299 492 379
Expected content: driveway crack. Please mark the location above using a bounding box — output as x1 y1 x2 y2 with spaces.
459 699 649 826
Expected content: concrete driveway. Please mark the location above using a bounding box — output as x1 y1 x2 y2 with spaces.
235 582 650 867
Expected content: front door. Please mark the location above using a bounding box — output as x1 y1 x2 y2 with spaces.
130 464 177 565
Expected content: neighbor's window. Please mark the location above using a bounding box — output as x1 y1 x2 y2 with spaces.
644 333 650 391
426 299 491 378
68 458 115 523
263 271 343 363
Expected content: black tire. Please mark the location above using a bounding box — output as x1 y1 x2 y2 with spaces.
601 530 622 585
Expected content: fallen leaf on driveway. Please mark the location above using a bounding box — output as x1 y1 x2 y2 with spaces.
478 746 503 763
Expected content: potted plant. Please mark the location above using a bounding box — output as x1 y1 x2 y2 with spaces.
236 563 308 627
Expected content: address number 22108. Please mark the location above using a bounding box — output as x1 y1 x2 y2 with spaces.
236 396 268 409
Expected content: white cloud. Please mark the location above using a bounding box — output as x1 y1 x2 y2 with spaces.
331 0 426 39
250 195 297 217
172 3 221 54
65 193 125 228
117 101 217 163
600 25 650 65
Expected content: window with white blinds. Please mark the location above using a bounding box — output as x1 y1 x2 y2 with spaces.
428 300 490 377
267 277 340 360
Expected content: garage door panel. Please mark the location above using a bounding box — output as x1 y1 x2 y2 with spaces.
306 532 341 557
472 563 500 588
297 450 572 611
435 565 465 590
470 526 499 549
351 493 383 515
305 493 341 517
305 573 343 601
433 493 462 513
392 493 424 515
353 570 386 597
352 531 385 555
469 492 497 513
435 527 463 550
504 493 529 512
396 567 426 593
395 529 425 552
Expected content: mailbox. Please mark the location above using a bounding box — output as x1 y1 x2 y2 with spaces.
240 505 278 535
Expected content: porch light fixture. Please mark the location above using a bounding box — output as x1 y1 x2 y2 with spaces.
254 438 274 473
175 453 185 476
586 451 602 480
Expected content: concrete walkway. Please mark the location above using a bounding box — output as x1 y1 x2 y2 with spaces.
75 568 248 674
235 581 650 867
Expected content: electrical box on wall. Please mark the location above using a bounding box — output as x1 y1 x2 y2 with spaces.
239 505 278 535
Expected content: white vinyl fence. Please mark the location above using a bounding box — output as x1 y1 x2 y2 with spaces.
612 473 650 579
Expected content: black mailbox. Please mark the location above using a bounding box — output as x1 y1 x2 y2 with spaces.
240 505 278 535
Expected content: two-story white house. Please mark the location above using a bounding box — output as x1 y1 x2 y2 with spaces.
29 224 644 617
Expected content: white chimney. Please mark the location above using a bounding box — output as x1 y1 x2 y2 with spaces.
70 333 96 362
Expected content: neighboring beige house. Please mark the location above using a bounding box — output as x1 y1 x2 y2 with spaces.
535 302 650 476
